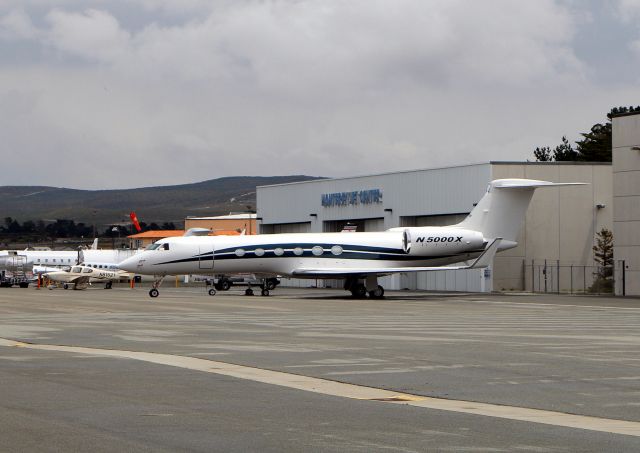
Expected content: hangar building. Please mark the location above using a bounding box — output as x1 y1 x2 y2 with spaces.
257 162 612 292
612 111 640 296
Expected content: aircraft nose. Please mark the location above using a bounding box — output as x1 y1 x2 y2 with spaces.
118 256 141 273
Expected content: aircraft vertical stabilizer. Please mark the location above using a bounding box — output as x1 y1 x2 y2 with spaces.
455 179 586 242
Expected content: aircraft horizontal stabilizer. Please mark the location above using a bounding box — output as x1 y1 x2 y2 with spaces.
492 180 586 189
292 238 502 276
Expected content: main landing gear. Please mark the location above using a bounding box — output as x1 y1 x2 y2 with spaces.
345 276 385 299
244 279 271 297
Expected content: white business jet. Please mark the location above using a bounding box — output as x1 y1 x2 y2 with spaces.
118 179 584 298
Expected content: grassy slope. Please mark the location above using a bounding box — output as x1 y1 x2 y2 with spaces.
0 176 323 226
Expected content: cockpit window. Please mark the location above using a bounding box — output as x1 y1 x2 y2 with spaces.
147 242 170 250
71 266 82 273
82 268 93 273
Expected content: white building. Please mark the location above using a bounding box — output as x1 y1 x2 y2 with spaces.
257 162 612 292
612 111 640 296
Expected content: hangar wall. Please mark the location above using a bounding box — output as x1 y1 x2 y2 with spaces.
257 164 491 291
257 162 612 292
490 163 612 291
612 112 640 296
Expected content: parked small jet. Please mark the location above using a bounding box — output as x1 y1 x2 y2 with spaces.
44 265 131 290
118 179 584 298
0 238 102 272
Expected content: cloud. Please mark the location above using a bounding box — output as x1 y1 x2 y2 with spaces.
45 9 131 62
0 8 38 40
0 1 635 189
616 0 640 56
616 0 640 20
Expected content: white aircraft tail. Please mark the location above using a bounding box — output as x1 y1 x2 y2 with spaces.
455 179 585 243
91 238 99 249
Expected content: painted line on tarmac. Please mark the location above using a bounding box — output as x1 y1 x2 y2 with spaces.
1 337 639 437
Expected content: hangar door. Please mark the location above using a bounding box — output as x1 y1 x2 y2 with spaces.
323 218 384 232
260 222 311 234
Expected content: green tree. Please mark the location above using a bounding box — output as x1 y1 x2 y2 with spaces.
533 106 640 163
553 136 579 161
591 228 613 293
533 146 552 162
575 123 611 162
593 228 613 268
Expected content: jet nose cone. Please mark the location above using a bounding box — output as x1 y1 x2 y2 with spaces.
118 256 139 273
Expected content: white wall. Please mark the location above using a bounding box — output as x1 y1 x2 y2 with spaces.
257 162 612 293
613 114 640 296
491 163 612 292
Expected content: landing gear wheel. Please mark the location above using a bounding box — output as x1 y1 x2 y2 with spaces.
220 280 231 291
149 288 159 298
351 284 367 298
368 285 385 299
245 288 254 296
265 280 276 290
63 283 69 290
261 288 270 297
105 281 112 289
208 288 217 296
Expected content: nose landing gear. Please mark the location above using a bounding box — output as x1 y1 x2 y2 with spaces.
148 276 166 298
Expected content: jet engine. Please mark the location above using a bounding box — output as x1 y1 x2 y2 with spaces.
403 228 485 257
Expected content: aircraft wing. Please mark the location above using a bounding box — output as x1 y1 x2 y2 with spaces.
292 238 502 276
69 276 91 285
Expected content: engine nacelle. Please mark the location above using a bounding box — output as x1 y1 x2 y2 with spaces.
402 227 484 257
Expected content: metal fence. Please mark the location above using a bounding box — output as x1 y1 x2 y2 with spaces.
524 260 623 295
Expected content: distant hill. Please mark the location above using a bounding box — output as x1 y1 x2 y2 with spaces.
0 176 323 227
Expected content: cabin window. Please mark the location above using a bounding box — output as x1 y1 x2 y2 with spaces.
311 246 324 256
293 247 303 256
235 249 245 257
45 259 48 263
82 268 93 273
273 248 284 256
254 248 265 257
53 259 56 263
331 245 343 256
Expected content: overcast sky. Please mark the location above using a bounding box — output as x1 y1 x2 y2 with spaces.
1 0 638 189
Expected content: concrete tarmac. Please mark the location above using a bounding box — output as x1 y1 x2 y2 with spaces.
1 286 639 452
